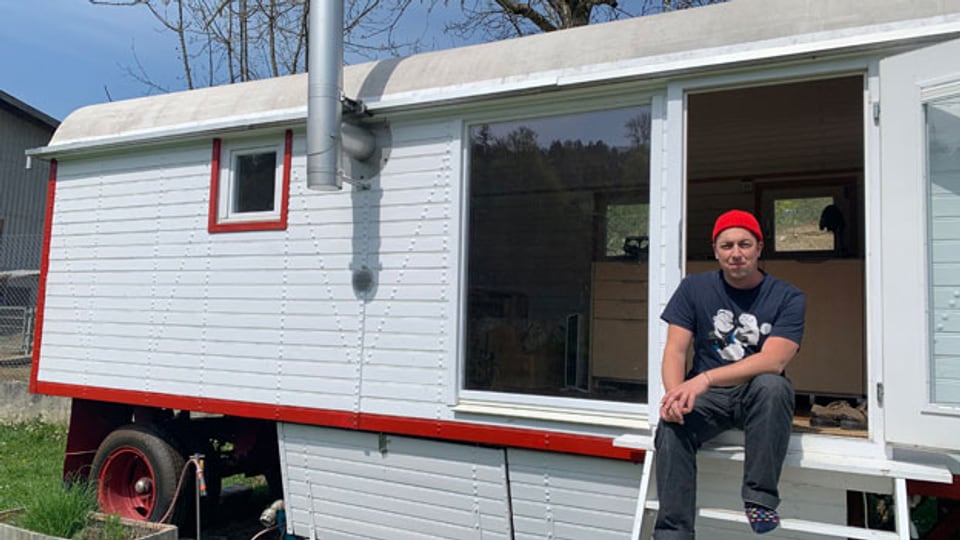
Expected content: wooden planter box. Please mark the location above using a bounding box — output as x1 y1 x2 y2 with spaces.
0 509 177 540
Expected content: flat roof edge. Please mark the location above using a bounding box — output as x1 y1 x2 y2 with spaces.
27 107 306 160
361 14 960 111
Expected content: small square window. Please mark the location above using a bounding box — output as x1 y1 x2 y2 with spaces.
234 152 277 213
604 202 650 259
208 130 292 233
758 180 858 258
773 196 835 252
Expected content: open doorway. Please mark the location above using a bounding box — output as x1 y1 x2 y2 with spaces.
685 75 868 436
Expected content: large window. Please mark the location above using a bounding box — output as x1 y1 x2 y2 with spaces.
464 106 651 402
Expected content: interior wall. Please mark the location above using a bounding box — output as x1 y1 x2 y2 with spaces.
686 76 864 259
685 76 867 399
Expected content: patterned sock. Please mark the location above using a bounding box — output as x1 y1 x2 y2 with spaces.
744 503 780 534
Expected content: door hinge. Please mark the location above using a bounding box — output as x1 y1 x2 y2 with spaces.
873 102 881 125
876 382 884 407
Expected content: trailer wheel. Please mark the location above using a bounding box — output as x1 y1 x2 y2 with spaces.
91 425 185 522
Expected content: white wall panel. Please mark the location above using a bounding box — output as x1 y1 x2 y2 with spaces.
508 449 642 540
278 424 512 540
378 203 449 222
38 119 458 421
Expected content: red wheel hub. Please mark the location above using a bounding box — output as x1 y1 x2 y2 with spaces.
97 446 158 520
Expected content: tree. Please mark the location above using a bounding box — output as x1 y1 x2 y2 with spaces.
446 0 726 41
90 0 419 91
91 0 727 93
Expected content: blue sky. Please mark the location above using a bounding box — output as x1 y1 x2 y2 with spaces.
0 0 463 122
0 1 186 121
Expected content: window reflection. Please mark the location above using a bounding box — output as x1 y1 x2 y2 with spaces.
926 98 960 405
465 106 651 402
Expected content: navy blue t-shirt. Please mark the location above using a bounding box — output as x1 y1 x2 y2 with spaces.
660 270 806 378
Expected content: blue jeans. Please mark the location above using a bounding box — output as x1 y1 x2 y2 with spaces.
652 374 794 540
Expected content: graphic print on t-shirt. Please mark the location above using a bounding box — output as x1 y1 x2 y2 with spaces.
709 309 773 361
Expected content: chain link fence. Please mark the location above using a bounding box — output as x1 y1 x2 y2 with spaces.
1 234 42 364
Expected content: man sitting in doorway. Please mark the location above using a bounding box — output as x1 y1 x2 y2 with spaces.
654 209 806 538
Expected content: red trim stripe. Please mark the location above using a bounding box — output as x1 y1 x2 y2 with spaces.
208 130 292 233
34 381 643 462
29 160 57 393
206 138 222 233
279 129 292 227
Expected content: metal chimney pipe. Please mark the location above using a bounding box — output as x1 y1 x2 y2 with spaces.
307 0 343 190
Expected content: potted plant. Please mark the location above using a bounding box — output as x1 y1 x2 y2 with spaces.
0 509 177 540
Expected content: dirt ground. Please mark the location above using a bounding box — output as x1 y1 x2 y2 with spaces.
185 484 279 540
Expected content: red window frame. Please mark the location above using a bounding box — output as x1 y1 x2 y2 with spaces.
208 129 292 233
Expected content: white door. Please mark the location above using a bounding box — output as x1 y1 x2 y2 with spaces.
881 37 960 450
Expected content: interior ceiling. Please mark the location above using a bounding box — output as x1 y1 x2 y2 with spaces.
687 76 865 181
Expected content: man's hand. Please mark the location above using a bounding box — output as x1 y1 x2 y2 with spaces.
659 372 710 424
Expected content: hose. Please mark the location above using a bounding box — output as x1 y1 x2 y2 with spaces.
250 524 279 540
157 456 204 524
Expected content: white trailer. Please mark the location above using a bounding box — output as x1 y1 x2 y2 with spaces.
27 0 960 538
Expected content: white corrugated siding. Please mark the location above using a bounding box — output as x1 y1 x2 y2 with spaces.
37 119 458 413
278 423 512 539
280 426 876 539
508 449 641 540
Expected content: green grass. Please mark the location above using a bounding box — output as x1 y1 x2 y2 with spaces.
0 420 79 537
0 421 116 538
0 420 69 512
13 480 98 538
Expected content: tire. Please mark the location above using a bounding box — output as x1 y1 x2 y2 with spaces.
90 425 186 523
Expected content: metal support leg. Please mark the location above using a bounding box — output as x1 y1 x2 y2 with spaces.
631 450 656 540
893 477 910 540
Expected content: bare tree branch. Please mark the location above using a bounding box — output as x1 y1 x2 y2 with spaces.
493 0 557 32
90 0 726 92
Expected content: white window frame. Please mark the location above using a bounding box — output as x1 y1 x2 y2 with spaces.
658 55 888 459
217 139 285 225
451 86 664 428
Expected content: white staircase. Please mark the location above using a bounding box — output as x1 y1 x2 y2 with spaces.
614 433 952 540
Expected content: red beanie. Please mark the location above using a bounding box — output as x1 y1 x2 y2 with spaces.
712 210 762 242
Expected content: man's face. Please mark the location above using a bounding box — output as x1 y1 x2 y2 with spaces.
713 227 763 286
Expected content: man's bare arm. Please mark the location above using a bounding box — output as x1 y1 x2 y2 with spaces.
659 324 697 423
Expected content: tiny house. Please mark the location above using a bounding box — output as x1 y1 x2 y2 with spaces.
27 1 960 538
